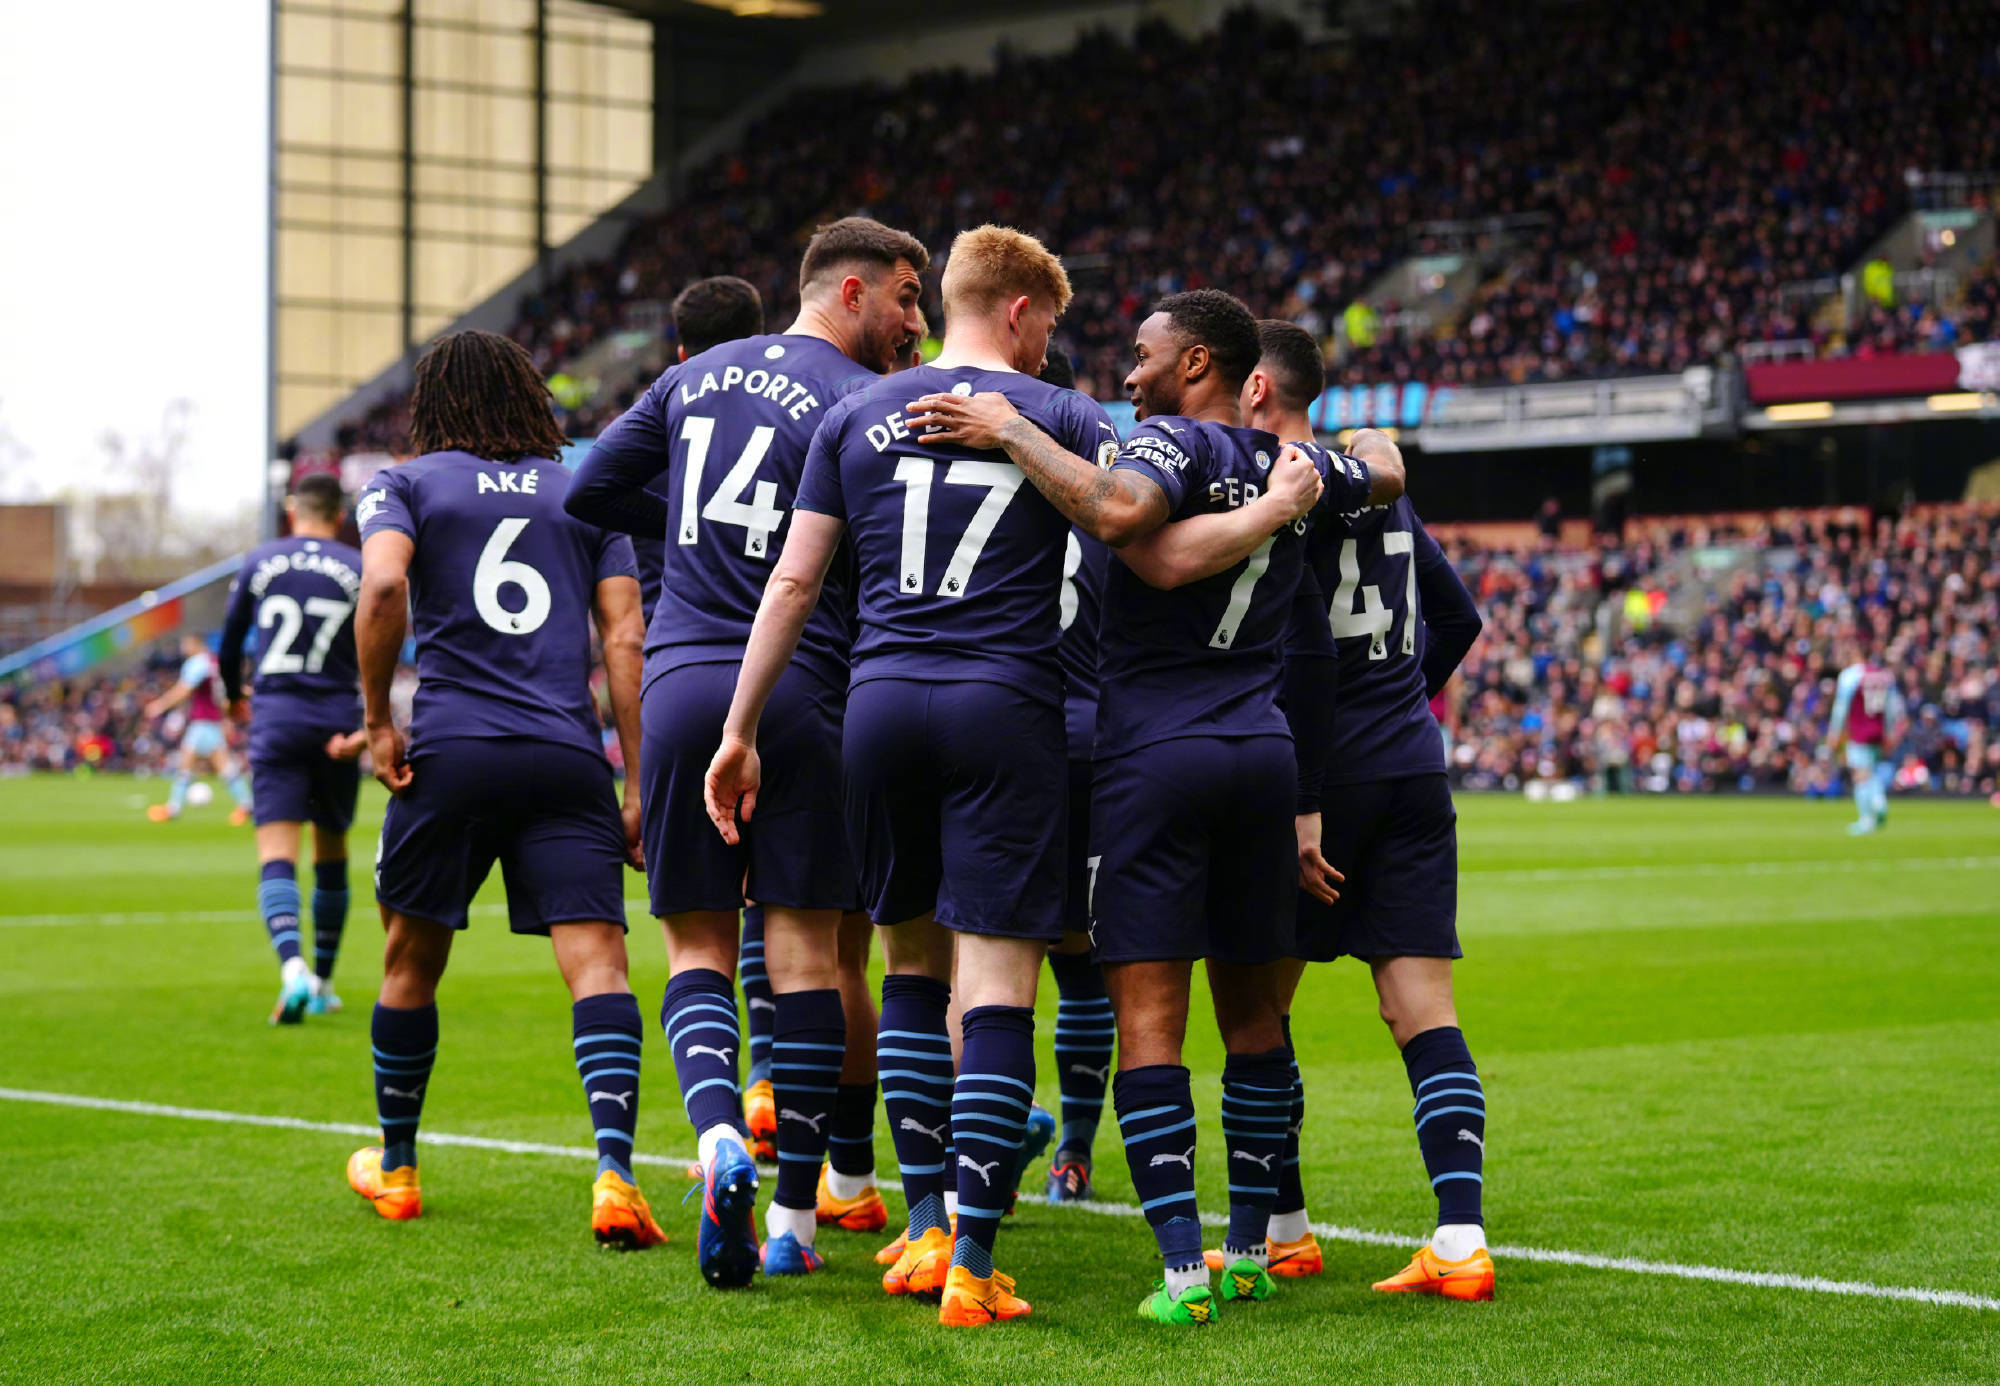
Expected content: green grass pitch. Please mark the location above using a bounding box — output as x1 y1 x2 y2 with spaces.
1 776 1996 1384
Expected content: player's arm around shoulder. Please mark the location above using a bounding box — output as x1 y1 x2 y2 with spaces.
903 387 1168 547
1118 442 1324 590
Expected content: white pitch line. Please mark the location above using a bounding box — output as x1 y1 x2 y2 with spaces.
3 1086 1995 1314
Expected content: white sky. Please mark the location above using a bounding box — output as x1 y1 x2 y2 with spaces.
0 3 269 521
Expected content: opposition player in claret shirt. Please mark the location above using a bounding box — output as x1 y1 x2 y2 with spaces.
912 290 1400 1324
345 330 668 1254
1243 319 1495 1301
566 217 928 1284
143 632 254 825
1827 643 1906 835
706 226 1115 1325
215 473 364 1025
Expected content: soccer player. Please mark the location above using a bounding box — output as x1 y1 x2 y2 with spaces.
143 632 253 824
344 329 666 1253
910 291 1396 1324
1242 319 1494 1300
705 225 1114 1325
632 276 767 623
1039 346 1115 1205
566 217 927 1283
215 473 364 1024
1828 645 1905 835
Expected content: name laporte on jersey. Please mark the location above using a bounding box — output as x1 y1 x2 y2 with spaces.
678 362 823 422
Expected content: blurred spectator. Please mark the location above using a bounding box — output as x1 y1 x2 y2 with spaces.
1437 504 2000 799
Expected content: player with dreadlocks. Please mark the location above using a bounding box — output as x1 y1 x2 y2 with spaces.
343 329 666 1250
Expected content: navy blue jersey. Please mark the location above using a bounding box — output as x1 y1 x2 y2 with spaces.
1295 482 1471 784
1095 420 1373 758
566 333 875 691
217 536 363 721
1058 526 1110 759
794 366 1119 706
358 450 637 757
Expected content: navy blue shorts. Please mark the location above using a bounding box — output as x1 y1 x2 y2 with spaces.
248 716 361 833
640 661 856 917
1063 756 1093 936
374 737 629 934
1295 773 1459 963
1089 734 1296 966
843 678 1066 940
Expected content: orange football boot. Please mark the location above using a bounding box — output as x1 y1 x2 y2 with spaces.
743 1079 777 1162
591 1169 668 1250
146 804 176 823
346 1146 421 1220
1372 1244 1495 1300
938 1264 1031 1325
229 805 252 827
1206 1231 1324 1277
816 1163 889 1232
881 1225 952 1297
876 1212 953 1265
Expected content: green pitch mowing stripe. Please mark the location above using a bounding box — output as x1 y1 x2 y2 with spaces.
5 1085 1996 1315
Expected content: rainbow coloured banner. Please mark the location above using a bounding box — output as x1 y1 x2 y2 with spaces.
0 554 243 685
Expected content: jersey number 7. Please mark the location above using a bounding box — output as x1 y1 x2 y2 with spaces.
1328 531 1416 660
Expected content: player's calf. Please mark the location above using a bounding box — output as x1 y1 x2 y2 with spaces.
1115 1064 1209 1318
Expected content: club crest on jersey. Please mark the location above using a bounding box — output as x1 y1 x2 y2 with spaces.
1255 449 1271 472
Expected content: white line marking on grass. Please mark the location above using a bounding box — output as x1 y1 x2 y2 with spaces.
5 1086 1996 1314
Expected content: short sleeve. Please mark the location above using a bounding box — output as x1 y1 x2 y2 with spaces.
181 653 212 685
357 467 415 542
596 532 639 582
1110 420 1200 513
793 411 848 520
1063 393 1123 472
1315 447 1375 514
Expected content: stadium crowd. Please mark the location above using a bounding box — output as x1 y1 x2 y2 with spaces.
11 506 1994 799
1439 505 2000 798
327 0 2000 453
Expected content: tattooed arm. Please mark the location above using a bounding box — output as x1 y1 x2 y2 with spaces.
905 391 1170 547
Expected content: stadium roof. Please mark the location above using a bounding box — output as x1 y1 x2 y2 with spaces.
597 0 1097 42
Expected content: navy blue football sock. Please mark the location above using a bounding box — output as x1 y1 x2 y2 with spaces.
661 968 744 1142
878 974 953 1237
1114 1064 1203 1272
371 1002 437 1171
738 907 774 1087
573 992 644 1180
257 860 302 967
828 1082 878 1178
1221 1048 1293 1254
1049 951 1113 1157
950 1005 1035 1268
1275 1015 1307 1218
771 988 844 1211
310 860 349 983
1402 1026 1485 1227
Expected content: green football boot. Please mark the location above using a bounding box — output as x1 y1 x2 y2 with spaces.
1218 1256 1277 1303
1138 1280 1218 1325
